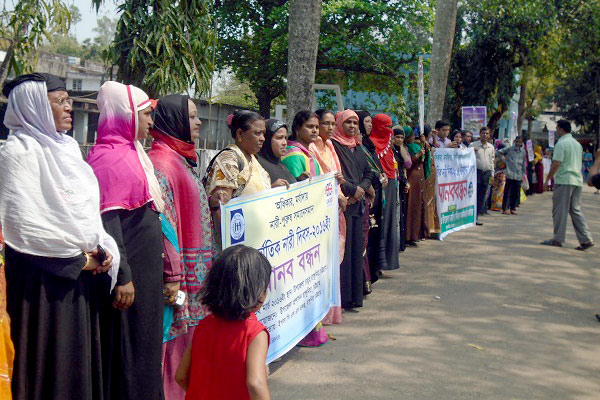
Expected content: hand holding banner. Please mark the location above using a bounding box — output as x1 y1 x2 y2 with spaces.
221 173 339 363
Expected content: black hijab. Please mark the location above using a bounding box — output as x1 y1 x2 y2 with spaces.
3 73 66 97
355 110 377 154
258 118 287 164
256 118 296 184
153 94 192 143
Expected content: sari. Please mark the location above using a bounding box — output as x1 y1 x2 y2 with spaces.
282 140 322 178
0 229 13 400
309 137 345 325
148 94 215 400
406 142 426 241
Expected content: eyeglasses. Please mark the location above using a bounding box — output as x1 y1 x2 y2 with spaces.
52 97 74 107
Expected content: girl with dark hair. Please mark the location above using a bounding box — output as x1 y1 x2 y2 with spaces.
281 110 322 180
147 94 215 400
256 119 296 186
309 109 347 325
331 110 376 310
355 110 388 284
176 245 272 400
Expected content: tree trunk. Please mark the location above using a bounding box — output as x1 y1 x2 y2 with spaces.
286 0 322 127
256 91 273 119
0 43 16 93
426 0 458 126
517 79 528 137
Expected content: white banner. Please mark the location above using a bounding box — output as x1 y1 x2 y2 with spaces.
433 148 477 240
221 173 339 363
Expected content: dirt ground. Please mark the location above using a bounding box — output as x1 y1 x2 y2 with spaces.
268 186 600 400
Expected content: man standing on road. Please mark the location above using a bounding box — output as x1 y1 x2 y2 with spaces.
497 136 526 215
541 120 594 250
470 127 495 225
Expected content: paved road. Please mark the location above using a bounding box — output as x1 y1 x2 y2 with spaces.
269 187 600 399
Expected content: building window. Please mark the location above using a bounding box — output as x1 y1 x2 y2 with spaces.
72 79 82 91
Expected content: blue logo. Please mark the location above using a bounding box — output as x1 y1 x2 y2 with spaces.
230 209 245 244
468 182 474 198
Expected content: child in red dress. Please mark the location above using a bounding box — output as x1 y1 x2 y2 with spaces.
176 245 272 400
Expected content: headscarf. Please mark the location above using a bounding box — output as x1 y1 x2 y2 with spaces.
331 109 359 148
356 110 377 154
153 94 191 142
258 118 287 164
87 81 164 213
2 72 66 97
370 114 396 178
0 78 119 289
151 94 197 167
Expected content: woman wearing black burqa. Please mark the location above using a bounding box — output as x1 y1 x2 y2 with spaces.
392 126 412 252
355 110 388 284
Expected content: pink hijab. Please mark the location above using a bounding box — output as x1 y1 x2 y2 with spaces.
87 81 164 213
331 110 359 148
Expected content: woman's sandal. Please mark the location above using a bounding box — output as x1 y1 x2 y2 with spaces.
575 242 594 251
540 239 562 247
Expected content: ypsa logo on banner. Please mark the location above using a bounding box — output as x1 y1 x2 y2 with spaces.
325 182 334 208
468 181 474 198
230 209 245 244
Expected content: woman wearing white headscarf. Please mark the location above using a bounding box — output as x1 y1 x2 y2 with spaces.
87 81 165 399
0 73 118 400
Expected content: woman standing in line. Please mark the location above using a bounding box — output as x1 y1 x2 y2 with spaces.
256 119 297 187
205 110 271 243
392 127 412 252
87 81 165 400
355 110 387 283
370 114 400 270
147 95 215 399
406 131 427 245
421 128 440 238
0 74 117 400
331 110 376 310
310 109 347 324
281 110 322 180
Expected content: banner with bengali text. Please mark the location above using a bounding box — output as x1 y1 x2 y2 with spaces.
434 148 477 240
221 173 339 363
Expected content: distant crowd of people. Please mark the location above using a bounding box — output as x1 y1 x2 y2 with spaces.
0 73 597 400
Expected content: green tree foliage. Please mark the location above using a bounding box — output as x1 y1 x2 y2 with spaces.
215 0 435 116
93 0 214 98
553 0 600 136
444 0 559 130
0 0 72 89
40 13 117 64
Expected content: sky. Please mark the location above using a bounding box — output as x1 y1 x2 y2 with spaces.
71 0 119 41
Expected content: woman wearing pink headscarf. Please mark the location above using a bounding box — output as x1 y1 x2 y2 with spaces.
87 81 165 399
331 110 376 310
370 114 400 271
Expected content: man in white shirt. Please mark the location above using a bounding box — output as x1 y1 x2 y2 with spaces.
470 127 495 223
429 120 451 148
